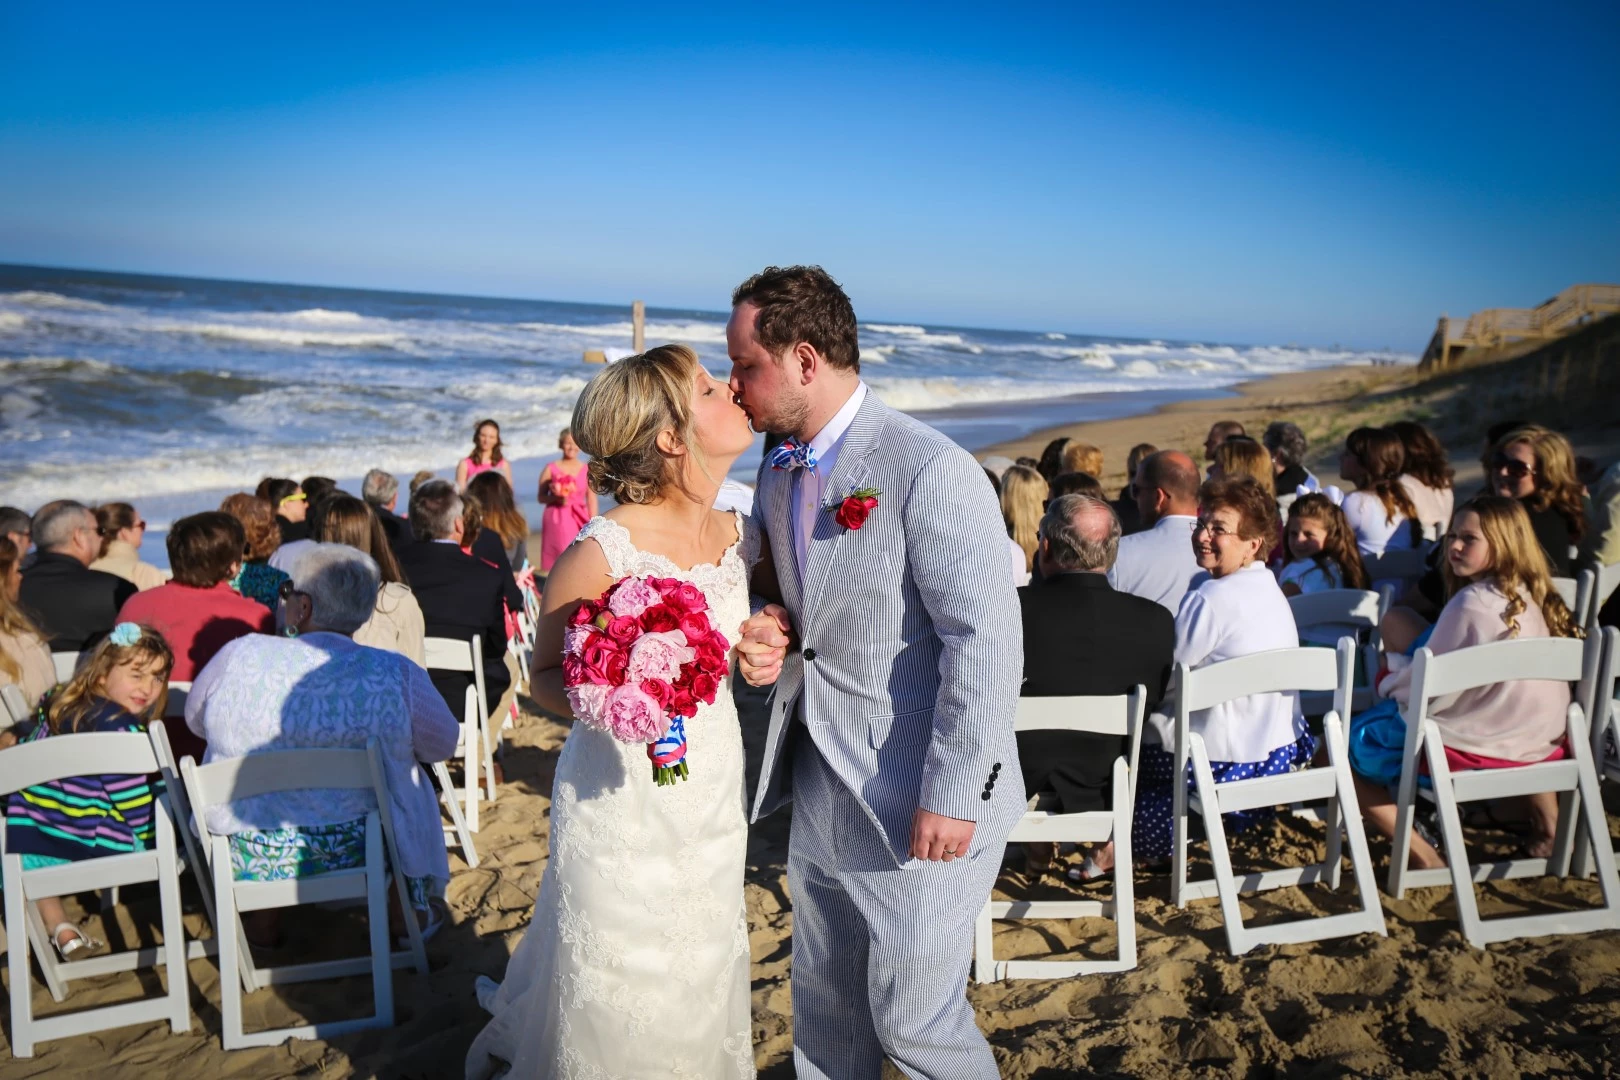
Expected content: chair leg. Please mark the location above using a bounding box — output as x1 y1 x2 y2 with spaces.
1424 730 1485 948
1189 736 1250 955
1324 714 1389 938
22 897 69 1004
463 715 480 833
1322 794 1345 890
5 861 36 1057
156 827 191 1034
1171 757 1190 908
214 841 247 1051
1569 716 1620 921
434 761 479 868
1549 787 1579 878
1113 785 1136 970
972 900 994 984
366 817 394 1028
480 710 498 803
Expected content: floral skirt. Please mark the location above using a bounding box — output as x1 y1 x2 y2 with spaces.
1132 732 1319 860
228 818 431 910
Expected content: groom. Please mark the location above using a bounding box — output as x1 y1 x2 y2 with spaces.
730 266 1023 1079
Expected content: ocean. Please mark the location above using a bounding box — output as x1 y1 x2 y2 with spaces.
0 262 1411 557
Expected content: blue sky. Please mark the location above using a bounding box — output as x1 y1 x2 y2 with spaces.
1 2 1615 349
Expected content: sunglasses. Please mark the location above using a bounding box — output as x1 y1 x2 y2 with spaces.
279 492 308 507
277 580 304 602
1491 455 1534 479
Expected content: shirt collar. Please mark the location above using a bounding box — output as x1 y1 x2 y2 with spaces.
805 381 867 462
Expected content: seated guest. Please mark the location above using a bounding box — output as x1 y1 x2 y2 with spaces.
1109 450 1202 614
1132 477 1315 862
0 506 31 561
398 481 512 715
1047 471 1104 505
1203 419 1245 464
363 468 413 553
1000 464 1045 587
1211 437 1276 501
1262 422 1321 515
1350 496 1579 867
1114 442 1157 536
5 624 173 958
1059 441 1103 480
1389 420 1454 542
89 503 167 591
220 493 291 608
303 475 339 503
1035 437 1071 481
1584 459 1620 626
1485 424 1584 576
186 545 460 940
1339 427 1420 556
19 501 138 652
0 537 54 710
467 471 531 571
257 478 310 545
317 495 426 666
460 485 526 613
1018 495 1174 880
409 470 438 498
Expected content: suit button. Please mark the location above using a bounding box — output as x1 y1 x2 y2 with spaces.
991 763 1001 774
981 791 992 801
803 648 817 662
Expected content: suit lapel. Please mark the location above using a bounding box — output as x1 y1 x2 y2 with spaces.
799 394 886 631
760 460 802 617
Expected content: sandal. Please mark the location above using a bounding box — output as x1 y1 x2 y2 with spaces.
1067 855 1114 886
50 923 103 962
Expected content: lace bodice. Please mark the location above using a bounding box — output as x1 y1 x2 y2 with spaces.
576 510 758 597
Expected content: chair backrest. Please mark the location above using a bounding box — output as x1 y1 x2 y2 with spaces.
1177 643 1351 717
1013 688 1147 801
1582 627 1618 753
1550 570 1592 627
0 730 159 801
1595 561 1620 616
1409 636 1586 703
1550 576 1578 610
1363 546 1429 583
1287 589 1382 630
423 635 480 672
166 681 192 717
51 651 80 683
0 683 30 727
183 746 377 808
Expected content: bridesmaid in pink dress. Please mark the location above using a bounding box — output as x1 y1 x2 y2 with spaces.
537 428 595 572
456 418 514 491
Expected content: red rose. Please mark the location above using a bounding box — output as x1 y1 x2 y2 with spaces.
568 604 595 627
579 634 622 683
668 686 697 717
639 678 672 708
666 582 707 614
606 615 642 645
677 611 713 644
562 653 587 686
835 495 879 531
640 604 680 633
690 671 720 705
605 651 630 685
695 640 727 673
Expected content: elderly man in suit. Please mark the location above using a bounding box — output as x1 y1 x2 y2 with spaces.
1018 493 1175 879
730 266 1022 1080
19 500 138 652
397 480 510 716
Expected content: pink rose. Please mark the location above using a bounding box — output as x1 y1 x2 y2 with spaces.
566 681 609 723
601 683 669 743
605 615 642 646
561 653 587 687
605 651 630 685
640 678 672 708
676 611 713 645
626 630 696 684
579 633 623 685
562 625 592 657
665 581 707 614
608 576 662 619
568 603 596 627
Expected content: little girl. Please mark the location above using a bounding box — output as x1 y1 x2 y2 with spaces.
1278 493 1370 599
5 623 173 959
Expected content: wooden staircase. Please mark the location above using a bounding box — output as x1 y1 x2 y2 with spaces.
1421 283 1620 371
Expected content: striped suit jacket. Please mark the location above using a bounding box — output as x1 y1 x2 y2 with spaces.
748 391 1025 864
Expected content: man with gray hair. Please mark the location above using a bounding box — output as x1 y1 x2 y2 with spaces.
19 500 138 651
362 467 413 552
397 480 510 716
1262 421 1322 514
1016 494 1174 879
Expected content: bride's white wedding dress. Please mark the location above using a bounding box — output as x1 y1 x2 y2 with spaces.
466 512 757 1080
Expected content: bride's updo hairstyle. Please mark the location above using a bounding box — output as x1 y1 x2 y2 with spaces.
572 344 705 505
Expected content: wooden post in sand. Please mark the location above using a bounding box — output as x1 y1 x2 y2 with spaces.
632 300 646 353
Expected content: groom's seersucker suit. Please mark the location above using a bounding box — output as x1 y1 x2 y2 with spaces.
750 387 1023 1080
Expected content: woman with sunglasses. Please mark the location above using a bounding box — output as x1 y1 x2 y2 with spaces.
89 503 167 591
1483 425 1584 576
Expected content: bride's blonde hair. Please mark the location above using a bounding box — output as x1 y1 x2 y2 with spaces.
572 344 708 505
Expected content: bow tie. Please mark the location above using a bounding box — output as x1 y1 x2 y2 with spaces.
768 438 818 472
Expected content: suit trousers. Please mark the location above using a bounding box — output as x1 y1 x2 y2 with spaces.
788 727 1002 1080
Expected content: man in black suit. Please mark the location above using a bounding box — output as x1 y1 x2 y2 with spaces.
362 468 414 555
1018 494 1175 875
397 480 511 718
19 500 139 652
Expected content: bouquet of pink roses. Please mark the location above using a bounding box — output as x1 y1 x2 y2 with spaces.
549 473 577 501
561 575 730 784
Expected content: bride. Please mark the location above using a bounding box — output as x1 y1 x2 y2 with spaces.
467 344 763 1079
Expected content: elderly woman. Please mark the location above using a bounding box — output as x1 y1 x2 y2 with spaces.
1132 476 1315 861
186 544 460 939
220 493 291 608
1263 421 1322 515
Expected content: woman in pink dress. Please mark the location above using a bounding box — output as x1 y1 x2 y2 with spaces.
537 428 595 572
456 418 513 490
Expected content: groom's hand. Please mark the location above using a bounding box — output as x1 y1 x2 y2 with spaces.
911 809 976 863
737 605 792 686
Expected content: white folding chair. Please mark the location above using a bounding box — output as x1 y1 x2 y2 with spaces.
1388 636 1620 947
0 732 190 1056
1363 545 1429 588
1590 562 1620 630
179 743 428 1049
1565 628 1618 880
432 761 479 869
49 652 80 684
423 635 495 832
974 689 1145 981
1550 571 1594 630
0 684 31 729
1287 588 1387 713
1173 640 1388 954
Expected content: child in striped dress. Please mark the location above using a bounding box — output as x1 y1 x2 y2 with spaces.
5 623 173 959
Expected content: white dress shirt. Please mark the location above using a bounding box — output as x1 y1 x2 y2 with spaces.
792 381 868 581
712 478 756 516
1107 513 1200 615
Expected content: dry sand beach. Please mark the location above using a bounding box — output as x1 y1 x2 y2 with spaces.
6 362 1619 1078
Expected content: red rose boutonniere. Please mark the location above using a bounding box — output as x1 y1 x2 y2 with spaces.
832 487 881 531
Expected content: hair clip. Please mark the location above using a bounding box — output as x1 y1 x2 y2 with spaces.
109 623 142 647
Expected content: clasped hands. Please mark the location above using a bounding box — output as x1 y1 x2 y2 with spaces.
736 604 792 686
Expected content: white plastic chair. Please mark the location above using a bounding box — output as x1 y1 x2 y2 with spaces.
0 685 30 729
974 689 1145 981
0 732 190 1056
1388 636 1620 947
1172 640 1388 954
423 635 495 832
1550 571 1594 630
49 652 79 684
1568 628 1619 880
179 743 428 1049
1287 588 1388 713
1590 562 1620 630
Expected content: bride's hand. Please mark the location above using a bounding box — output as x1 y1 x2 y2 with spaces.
737 605 792 686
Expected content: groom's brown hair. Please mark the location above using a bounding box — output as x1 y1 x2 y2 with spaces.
732 265 860 373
